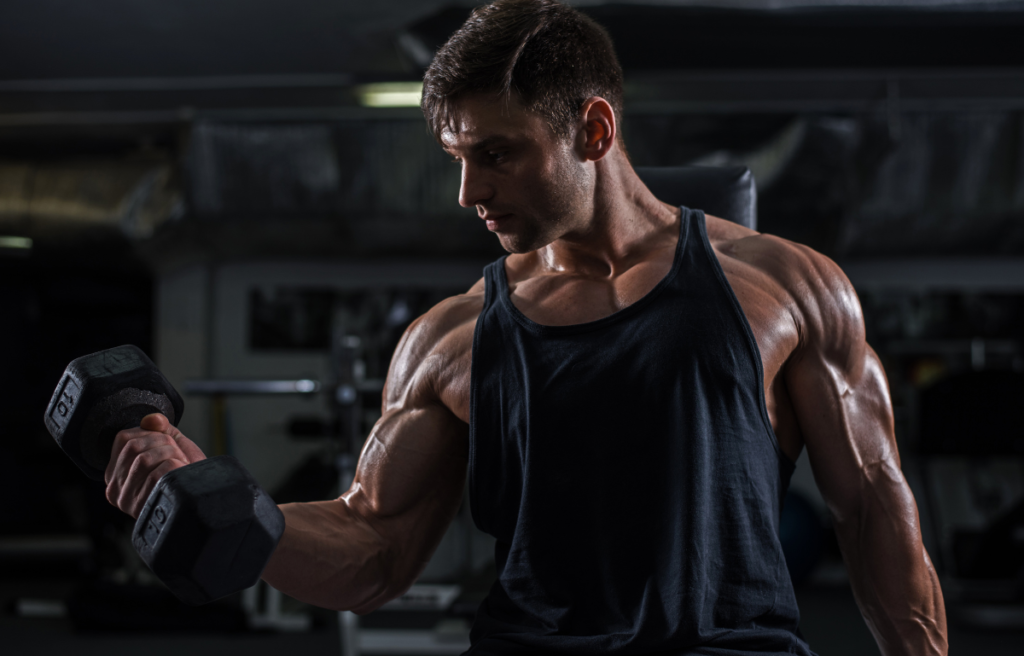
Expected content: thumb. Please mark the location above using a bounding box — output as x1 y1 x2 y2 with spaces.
139 412 175 434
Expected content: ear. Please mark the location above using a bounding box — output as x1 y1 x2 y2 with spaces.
576 97 616 162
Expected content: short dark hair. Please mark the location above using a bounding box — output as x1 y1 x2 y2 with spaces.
421 0 624 142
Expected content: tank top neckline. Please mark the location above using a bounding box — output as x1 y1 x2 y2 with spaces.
493 208 695 336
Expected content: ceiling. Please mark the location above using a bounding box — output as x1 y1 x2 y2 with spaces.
1 0 1023 83
0 0 1020 126
2 1 1024 264
0 1 446 81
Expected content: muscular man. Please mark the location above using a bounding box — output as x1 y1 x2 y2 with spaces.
104 1 947 653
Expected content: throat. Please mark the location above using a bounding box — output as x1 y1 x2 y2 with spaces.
504 204 684 327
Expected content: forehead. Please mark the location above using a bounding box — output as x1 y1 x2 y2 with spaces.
440 94 553 151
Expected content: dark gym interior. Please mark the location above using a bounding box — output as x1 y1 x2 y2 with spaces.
2 1 1024 654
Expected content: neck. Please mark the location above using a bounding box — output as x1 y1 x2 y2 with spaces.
537 148 680 278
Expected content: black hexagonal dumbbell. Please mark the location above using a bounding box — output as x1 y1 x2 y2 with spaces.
44 345 285 605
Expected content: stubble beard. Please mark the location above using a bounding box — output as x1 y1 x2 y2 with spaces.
497 149 590 255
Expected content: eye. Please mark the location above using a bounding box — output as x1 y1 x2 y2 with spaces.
488 150 507 162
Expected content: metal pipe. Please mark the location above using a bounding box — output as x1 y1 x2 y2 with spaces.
184 379 322 395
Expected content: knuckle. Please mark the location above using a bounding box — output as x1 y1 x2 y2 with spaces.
147 464 168 486
126 452 149 481
137 449 161 468
156 460 179 481
115 428 139 448
122 438 145 457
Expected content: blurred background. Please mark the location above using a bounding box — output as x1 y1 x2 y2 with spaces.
2 0 1023 654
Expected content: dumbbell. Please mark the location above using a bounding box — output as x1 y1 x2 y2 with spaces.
44 345 285 605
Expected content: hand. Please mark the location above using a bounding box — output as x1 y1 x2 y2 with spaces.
104 413 206 519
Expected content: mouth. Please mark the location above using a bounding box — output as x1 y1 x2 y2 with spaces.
482 213 513 232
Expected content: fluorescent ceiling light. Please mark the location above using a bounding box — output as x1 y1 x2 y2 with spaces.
0 236 32 249
355 82 423 108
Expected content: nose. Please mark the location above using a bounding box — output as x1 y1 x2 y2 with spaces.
458 162 494 210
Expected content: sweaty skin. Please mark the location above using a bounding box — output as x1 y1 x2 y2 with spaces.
106 94 947 653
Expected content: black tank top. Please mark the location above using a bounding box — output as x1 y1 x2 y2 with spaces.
467 208 816 656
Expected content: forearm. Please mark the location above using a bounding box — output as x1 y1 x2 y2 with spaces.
261 499 402 613
834 468 947 655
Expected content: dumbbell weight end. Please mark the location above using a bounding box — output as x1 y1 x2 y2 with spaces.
133 456 286 605
44 345 184 481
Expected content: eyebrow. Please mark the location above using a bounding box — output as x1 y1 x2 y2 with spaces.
444 135 511 156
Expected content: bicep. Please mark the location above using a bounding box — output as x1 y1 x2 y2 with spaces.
345 402 468 591
342 316 471 585
348 401 468 528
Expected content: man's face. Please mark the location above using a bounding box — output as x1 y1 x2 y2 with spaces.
441 94 592 254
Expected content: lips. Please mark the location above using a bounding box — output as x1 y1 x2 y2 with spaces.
483 213 512 231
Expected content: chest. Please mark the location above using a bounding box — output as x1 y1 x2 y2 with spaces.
498 248 802 458
507 252 798 379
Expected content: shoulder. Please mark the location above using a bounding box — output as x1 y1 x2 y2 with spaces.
400 283 484 356
384 280 485 421
705 215 865 361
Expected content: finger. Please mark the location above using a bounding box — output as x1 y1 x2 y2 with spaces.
124 455 189 519
106 433 188 504
108 441 189 516
174 433 207 465
107 426 144 485
105 415 177 484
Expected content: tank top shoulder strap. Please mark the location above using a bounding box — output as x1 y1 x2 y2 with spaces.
663 206 702 289
481 256 509 313
679 205 700 256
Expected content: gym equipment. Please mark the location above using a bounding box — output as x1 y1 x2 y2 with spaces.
45 345 184 482
779 489 824 587
635 166 757 230
44 345 285 605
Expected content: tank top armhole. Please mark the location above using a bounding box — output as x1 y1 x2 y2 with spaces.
468 258 506 532
693 212 795 470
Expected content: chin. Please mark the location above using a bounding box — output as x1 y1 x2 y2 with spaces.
498 237 529 254
497 231 549 255
491 219 557 251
